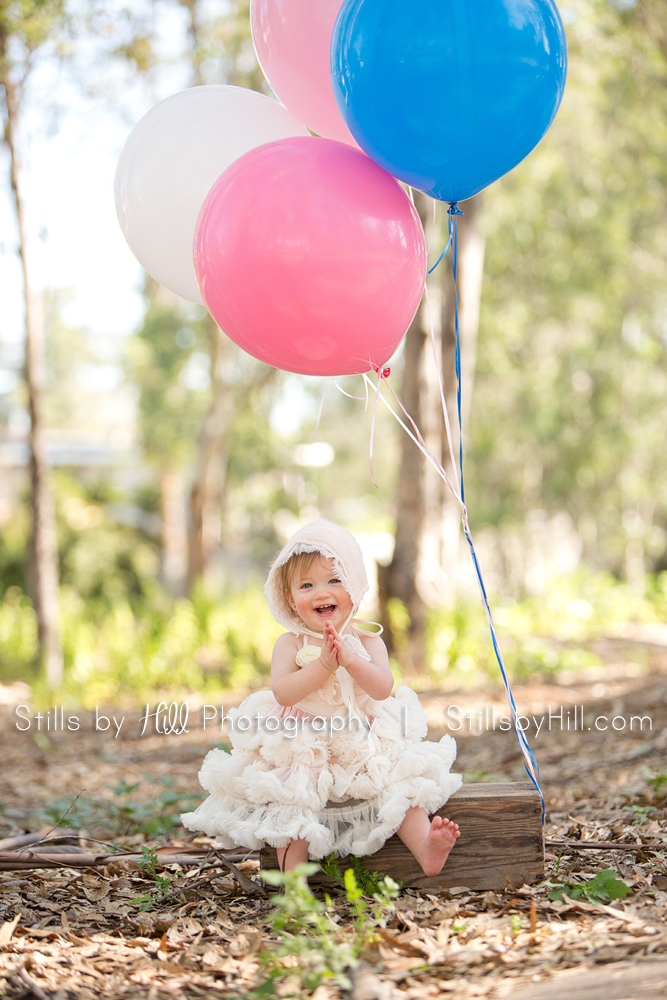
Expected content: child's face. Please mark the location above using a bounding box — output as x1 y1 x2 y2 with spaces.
288 555 353 632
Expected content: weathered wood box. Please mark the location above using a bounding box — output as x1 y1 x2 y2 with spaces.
260 782 544 891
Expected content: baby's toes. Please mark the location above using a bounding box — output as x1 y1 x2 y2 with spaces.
441 819 459 837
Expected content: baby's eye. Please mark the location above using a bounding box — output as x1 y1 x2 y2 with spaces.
300 582 312 589
329 578 341 585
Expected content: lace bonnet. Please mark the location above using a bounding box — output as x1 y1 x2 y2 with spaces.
264 519 369 634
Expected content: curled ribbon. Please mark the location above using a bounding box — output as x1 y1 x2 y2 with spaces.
428 202 464 274
369 365 392 487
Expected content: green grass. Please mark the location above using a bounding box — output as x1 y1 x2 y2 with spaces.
31 776 204 839
3 567 667 702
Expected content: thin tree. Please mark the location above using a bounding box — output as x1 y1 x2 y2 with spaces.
175 0 270 592
379 193 486 670
0 0 66 686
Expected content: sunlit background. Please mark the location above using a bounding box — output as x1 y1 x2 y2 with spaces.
1 0 666 707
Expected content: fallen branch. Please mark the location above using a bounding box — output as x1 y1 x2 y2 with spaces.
0 834 44 852
17 966 50 1000
546 839 666 851
0 843 260 872
0 851 110 870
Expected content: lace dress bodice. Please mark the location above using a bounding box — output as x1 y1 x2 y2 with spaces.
292 627 376 716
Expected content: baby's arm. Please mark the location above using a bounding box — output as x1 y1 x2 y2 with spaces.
327 624 394 701
271 632 337 707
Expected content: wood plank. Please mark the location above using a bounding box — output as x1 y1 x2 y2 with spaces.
494 960 667 1000
260 782 544 891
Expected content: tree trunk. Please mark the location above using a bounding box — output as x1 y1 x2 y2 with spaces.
160 470 188 596
2 66 63 686
186 322 276 593
378 192 432 671
636 0 667 63
379 193 486 672
187 323 235 592
183 0 259 594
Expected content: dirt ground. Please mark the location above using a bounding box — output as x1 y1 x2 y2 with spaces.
2 634 667 999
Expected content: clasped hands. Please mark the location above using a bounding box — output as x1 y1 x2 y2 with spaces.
318 621 354 673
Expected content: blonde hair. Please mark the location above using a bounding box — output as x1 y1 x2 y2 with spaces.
279 550 330 606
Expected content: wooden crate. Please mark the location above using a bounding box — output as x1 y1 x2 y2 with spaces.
260 782 544 891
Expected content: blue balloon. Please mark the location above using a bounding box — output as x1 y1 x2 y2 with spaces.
331 0 567 204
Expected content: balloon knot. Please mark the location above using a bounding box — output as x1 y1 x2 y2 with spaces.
448 203 464 216
379 367 391 379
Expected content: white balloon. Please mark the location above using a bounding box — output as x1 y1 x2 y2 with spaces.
115 85 310 303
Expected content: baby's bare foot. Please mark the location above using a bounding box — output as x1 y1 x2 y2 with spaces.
418 816 460 876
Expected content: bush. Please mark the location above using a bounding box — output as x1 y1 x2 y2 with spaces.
426 566 666 688
4 558 666 703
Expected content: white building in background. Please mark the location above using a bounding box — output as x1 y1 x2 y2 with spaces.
0 429 156 533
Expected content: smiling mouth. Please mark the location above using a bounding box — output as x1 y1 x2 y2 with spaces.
315 605 336 616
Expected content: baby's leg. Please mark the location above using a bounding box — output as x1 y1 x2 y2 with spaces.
276 838 309 871
397 807 460 877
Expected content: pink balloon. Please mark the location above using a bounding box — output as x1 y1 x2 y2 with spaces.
251 0 356 146
194 137 426 377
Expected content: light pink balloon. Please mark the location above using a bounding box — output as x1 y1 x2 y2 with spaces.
194 137 426 377
251 0 356 146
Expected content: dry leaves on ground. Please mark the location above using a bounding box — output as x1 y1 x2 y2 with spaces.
2 637 667 997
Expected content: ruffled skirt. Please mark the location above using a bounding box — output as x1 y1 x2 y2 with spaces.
181 685 461 859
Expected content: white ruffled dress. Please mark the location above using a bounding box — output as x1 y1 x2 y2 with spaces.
182 628 462 859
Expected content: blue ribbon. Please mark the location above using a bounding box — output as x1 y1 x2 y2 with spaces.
448 208 545 822
428 203 463 274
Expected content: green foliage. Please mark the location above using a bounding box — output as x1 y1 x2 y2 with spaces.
319 854 389 897
622 804 656 824
55 473 163 616
642 770 667 798
33 793 101 834
251 864 398 997
349 857 386 897
468 0 667 578
138 844 158 875
548 868 631 904
0 462 285 699
0 501 30 595
0 587 38 682
4 563 667 698
32 777 203 838
130 846 176 911
0 580 283 703
42 294 120 435
0 0 67 54
319 853 344 882
107 775 203 837
427 566 667 686
125 287 215 470
0 470 163 615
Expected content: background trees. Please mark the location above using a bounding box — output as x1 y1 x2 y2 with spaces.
1 0 72 686
467 0 667 592
1 0 666 689
374 0 667 658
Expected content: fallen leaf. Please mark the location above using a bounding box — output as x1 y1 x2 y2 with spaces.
0 916 20 944
201 949 224 968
